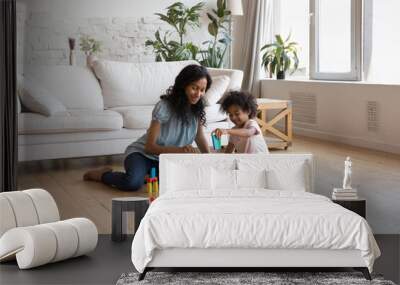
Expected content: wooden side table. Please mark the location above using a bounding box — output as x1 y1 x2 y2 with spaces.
112 197 149 242
256 98 293 150
332 198 366 218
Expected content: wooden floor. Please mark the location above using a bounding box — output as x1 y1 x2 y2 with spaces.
17 135 400 234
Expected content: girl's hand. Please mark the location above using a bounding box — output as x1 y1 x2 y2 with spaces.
181 145 196 153
214 128 227 139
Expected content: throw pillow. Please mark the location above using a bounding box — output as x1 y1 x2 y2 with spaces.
16 95 21 114
20 77 67 116
16 74 23 113
204 75 230 106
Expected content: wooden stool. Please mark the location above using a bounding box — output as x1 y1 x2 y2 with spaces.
256 98 293 150
111 197 149 242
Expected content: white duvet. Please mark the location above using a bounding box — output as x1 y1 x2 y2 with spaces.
131 190 380 273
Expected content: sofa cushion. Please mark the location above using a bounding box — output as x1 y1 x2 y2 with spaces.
109 106 153 129
204 75 230 106
17 75 23 114
205 104 227 123
111 103 227 129
24 65 104 110
207 67 244 91
17 94 21 114
92 59 199 108
18 110 123 134
20 77 67 116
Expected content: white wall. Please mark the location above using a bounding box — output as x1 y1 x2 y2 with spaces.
231 4 245 70
17 0 217 68
262 80 400 154
366 0 400 84
262 79 400 234
24 0 215 18
16 1 27 75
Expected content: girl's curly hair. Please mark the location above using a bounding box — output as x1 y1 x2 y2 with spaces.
220 91 258 118
160 64 212 126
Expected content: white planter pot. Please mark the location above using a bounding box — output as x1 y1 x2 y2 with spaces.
86 54 98 68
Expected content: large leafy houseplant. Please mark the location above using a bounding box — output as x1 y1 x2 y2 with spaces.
200 0 231 68
145 2 204 61
260 34 299 79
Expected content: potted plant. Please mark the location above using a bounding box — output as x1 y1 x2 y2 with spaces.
145 2 204 61
199 0 231 68
260 34 299 79
80 35 102 68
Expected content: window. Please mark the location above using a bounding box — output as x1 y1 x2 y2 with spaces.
276 0 310 77
365 0 400 84
275 0 400 83
310 0 362 80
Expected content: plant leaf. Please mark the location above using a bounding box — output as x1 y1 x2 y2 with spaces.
275 34 284 46
208 22 218 37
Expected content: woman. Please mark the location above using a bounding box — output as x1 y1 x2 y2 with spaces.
83 64 211 191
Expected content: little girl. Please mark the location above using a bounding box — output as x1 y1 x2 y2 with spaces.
213 91 269 154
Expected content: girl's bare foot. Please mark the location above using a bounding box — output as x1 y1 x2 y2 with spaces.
83 167 113 182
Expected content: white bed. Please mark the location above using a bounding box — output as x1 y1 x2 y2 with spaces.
131 154 380 280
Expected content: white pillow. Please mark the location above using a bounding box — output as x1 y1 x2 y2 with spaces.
16 94 21 114
237 158 310 191
167 163 212 192
212 168 237 190
236 169 268 189
92 60 199 108
266 161 308 191
204 75 230 106
211 168 268 191
20 78 67 116
16 75 23 114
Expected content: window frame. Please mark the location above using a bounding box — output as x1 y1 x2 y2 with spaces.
309 0 363 81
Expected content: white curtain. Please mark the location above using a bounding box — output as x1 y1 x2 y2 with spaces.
240 0 275 97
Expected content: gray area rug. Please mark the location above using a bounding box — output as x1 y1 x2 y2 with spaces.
116 271 396 285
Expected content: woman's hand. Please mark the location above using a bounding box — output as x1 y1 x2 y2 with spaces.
213 128 228 139
181 145 197 153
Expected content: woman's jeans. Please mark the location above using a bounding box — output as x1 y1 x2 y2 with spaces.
101 152 159 191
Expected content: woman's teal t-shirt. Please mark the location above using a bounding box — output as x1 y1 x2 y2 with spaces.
125 99 198 161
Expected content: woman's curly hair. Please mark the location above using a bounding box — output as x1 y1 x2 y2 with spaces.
220 91 258 118
160 64 212 126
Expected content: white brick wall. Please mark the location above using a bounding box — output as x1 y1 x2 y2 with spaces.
18 6 210 68
16 2 27 75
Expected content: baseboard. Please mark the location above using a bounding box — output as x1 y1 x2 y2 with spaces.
293 126 400 155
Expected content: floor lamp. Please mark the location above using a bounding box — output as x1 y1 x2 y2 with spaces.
227 0 243 68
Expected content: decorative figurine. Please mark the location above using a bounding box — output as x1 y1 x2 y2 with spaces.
342 156 352 190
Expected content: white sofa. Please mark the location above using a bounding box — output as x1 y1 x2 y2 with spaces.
0 189 98 269
18 60 243 161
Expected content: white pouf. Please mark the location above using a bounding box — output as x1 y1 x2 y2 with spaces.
0 189 98 269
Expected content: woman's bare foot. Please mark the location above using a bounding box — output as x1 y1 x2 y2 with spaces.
83 167 113 182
